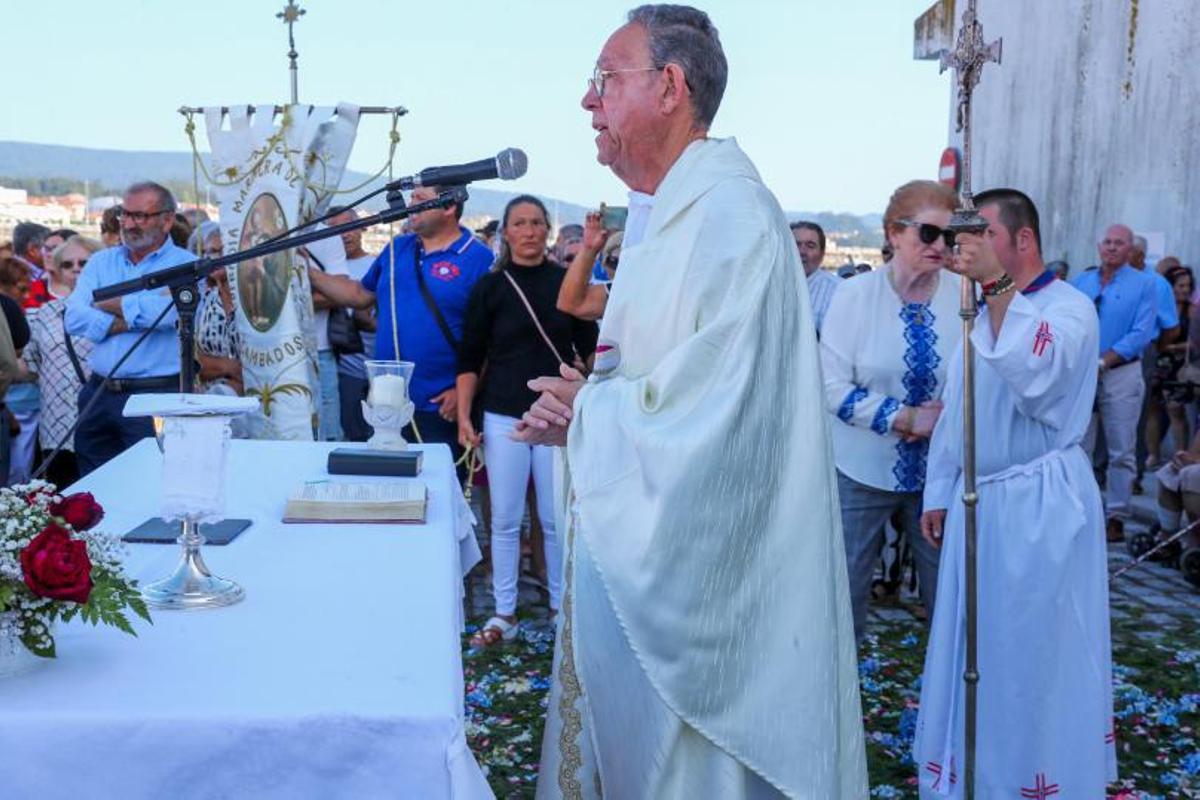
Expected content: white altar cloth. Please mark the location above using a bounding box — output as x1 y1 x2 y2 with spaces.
0 439 492 800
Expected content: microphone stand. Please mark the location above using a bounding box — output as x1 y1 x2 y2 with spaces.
93 186 469 394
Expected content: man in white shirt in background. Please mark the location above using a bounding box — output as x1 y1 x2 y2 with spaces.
791 220 840 334
307 223 352 442
326 207 377 442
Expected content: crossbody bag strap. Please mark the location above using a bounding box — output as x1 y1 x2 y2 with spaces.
413 245 460 351
59 307 87 384
501 270 566 366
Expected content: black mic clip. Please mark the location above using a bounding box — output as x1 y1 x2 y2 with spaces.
427 186 469 209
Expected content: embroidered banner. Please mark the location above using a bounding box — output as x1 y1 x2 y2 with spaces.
202 104 360 439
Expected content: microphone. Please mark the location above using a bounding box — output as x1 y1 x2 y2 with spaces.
387 148 527 191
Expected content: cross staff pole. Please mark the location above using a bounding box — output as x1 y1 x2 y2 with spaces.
938 2 1001 797
277 1 306 104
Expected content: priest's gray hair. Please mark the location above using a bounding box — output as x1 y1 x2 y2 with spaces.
627 4 727 128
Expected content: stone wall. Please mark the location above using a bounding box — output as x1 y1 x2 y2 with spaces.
939 0 1200 272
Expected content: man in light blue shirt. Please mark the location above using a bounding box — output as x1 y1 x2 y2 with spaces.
1072 223 1162 541
790 220 840 336
66 181 193 475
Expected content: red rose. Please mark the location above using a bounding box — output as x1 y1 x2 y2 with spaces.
48 492 105 532
20 524 94 604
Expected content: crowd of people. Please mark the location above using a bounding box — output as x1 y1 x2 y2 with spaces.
0 3 1194 793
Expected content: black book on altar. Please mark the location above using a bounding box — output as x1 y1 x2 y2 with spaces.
124 518 252 545
327 448 423 477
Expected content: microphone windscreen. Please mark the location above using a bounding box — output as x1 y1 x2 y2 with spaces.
497 148 528 181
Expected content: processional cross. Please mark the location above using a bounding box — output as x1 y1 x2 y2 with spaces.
936 2 1001 799
939 2 1002 224
277 0 306 104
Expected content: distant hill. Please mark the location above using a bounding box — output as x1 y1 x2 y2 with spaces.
0 140 882 241
0 140 590 224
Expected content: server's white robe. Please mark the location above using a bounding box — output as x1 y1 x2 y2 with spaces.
536 137 868 799
914 278 1117 798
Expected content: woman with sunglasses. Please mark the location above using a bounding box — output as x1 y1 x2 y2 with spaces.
22 235 101 487
819 179 962 642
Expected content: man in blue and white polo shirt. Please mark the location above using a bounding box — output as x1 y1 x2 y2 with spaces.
308 185 494 459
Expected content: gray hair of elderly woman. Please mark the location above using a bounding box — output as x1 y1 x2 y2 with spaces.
627 4 727 128
49 235 104 269
186 221 223 255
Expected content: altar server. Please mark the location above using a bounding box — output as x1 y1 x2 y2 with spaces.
915 189 1115 798
518 6 867 798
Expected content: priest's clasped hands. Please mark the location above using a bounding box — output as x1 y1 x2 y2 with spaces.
512 363 586 447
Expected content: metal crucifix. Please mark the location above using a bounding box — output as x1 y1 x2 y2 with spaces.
938 2 1001 798
277 0 306 104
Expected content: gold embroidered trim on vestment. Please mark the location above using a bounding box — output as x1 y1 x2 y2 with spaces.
556 507 585 798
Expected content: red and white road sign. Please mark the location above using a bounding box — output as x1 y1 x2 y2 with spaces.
938 147 961 191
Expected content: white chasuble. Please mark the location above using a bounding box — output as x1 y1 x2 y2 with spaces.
537 138 868 799
915 277 1116 798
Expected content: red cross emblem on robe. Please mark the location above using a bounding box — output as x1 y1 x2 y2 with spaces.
1020 772 1061 799
925 759 958 790
1033 321 1054 357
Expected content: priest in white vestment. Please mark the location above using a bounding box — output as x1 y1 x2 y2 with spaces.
516 7 867 799
915 190 1115 798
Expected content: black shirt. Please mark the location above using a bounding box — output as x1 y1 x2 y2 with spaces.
0 295 29 351
458 262 598 419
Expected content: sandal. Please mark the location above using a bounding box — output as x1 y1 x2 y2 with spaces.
469 616 519 648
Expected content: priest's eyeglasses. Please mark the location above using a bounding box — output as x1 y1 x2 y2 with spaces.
590 65 660 99
896 219 957 248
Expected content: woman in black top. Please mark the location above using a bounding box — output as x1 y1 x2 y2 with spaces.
456 196 598 646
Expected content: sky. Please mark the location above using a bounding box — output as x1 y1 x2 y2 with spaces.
0 0 949 214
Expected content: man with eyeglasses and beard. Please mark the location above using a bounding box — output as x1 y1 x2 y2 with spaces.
66 181 194 475
1071 223 1163 542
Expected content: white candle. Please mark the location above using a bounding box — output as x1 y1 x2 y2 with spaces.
368 374 408 409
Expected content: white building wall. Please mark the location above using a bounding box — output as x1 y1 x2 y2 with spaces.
944 0 1200 270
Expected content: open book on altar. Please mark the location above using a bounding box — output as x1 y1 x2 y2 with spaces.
282 481 427 524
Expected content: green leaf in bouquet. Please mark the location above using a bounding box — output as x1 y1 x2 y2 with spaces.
110 611 135 637
127 592 152 625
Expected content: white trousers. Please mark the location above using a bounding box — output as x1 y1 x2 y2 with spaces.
483 412 561 614
1082 360 1144 521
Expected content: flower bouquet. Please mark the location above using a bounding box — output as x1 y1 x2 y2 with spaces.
0 480 150 660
